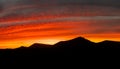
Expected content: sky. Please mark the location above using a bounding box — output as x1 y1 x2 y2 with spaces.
0 0 120 48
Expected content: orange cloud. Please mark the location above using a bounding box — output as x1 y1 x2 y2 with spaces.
0 5 120 48
0 20 120 49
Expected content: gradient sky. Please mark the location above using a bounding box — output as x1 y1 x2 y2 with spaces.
0 0 120 48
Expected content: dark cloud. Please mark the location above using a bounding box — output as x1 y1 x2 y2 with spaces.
0 0 119 17
0 0 120 8
0 0 120 34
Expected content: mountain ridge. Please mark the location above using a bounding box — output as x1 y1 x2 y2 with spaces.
0 36 120 65
16 36 120 49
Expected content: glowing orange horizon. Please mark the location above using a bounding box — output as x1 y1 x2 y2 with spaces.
0 33 120 49
0 15 120 49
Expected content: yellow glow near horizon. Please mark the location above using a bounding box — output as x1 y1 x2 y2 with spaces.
0 34 120 49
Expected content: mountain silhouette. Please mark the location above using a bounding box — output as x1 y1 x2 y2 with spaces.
97 40 120 48
16 36 120 49
0 36 120 65
29 43 52 48
54 37 95 48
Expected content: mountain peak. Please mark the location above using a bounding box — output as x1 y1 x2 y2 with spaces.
29 43 52 48
54 36 95 48
99 40 120 43
72 37 88 40
70 36 93 43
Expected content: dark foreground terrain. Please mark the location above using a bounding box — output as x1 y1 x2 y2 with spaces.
0 37 120 65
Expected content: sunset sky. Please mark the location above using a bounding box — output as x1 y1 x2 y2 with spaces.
0 0 120 49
